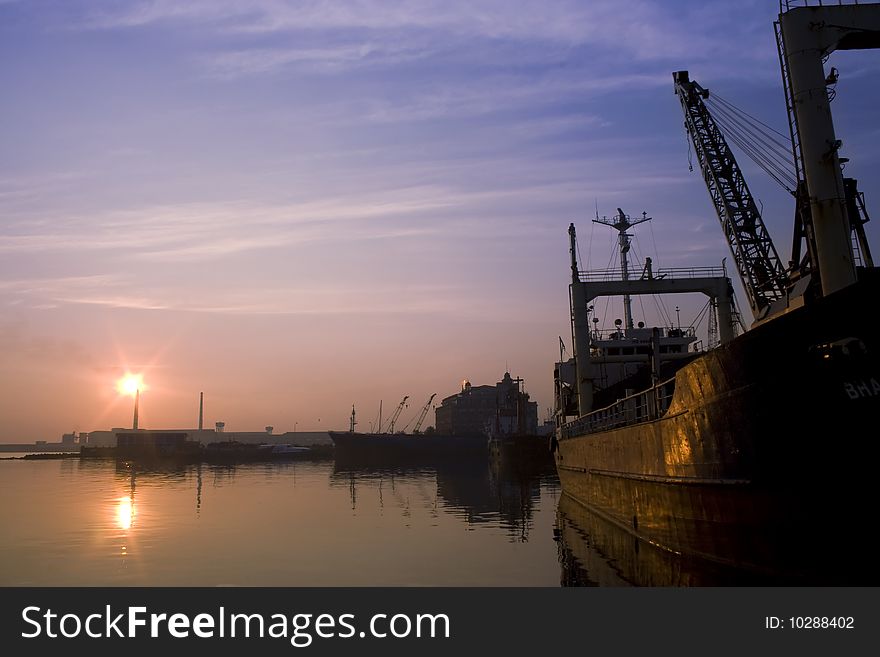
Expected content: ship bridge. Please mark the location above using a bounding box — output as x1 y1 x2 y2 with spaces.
565 220 738 418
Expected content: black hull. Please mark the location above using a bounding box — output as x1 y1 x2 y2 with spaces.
202 452 314 464
80 445 326 464
555 272 880 583
488 435 555 468
329 431 488 464
80 445 204 464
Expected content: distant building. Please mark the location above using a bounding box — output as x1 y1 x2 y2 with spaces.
61 432 79 445
81 427 332 447
435 372 539 437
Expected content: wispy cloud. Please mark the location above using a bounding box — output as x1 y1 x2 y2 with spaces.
82 0 617 42
200 42 432 78
356 72 670 125
0 268 482 317
0 189 455 257
77 0 776 78
1 121 703 269
40 282 475 317
0 274 120 293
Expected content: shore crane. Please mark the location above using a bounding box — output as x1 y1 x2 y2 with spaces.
412 394 437 434
384 395 409 433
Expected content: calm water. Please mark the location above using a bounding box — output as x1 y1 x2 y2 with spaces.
0 454 568 586
5 451 854 586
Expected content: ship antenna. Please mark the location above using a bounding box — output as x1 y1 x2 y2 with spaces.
593 208 652 330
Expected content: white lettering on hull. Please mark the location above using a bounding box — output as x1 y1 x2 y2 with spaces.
843 378 880 399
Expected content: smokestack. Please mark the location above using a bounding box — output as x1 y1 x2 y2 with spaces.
133 389 139 430
198 392 204 431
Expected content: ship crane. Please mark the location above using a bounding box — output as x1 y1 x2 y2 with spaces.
383 395 409 434
412 394 436 434
675 3 880 316
773 13 874 283
673 70 789 320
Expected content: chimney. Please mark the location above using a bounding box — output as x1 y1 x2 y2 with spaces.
198 392 204 431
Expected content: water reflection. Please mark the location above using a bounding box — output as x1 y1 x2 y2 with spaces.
116 496 134 530
6 448 872 585
554 492 878 586
0 453 561 585
332 451 558 543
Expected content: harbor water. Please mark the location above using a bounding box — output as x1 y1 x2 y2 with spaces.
3 449 860 586
0 454 563 586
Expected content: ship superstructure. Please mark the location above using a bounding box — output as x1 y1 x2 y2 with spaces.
555 212 737 425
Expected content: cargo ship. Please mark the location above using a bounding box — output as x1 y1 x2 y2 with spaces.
552 1 880 582
328 398 488 460
330 371 546 460
328 431 488 457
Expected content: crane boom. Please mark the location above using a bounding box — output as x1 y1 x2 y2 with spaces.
384 395 409 433
413 394 436 433
673 70 789 319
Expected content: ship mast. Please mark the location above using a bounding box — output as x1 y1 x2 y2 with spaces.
568 223 593 415
593 209 651 330
566 218 736 419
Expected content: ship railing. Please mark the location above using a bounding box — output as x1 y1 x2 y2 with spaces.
780 0 862 11
577 266 725 282
561 377 676 438
590 326 696 341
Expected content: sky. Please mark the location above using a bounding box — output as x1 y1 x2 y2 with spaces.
2 0 879 441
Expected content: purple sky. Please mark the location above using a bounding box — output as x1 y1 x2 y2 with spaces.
2 0 879 440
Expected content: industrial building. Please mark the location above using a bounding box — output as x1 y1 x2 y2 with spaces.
435 372 538 437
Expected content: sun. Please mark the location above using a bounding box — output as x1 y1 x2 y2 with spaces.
116 374 144 397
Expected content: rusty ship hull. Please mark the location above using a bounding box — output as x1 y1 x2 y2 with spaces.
555 271 880 583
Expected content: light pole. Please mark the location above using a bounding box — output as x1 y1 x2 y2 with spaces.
118 374 144 430
294 422 298 433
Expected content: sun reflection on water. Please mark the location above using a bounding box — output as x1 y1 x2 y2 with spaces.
116 496 135 530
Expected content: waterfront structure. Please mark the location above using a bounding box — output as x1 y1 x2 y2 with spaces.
435 372 538 437
80 427 332 449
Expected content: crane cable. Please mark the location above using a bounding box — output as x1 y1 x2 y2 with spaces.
706 100 797 192
701 92 798 193
630 237 674 328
